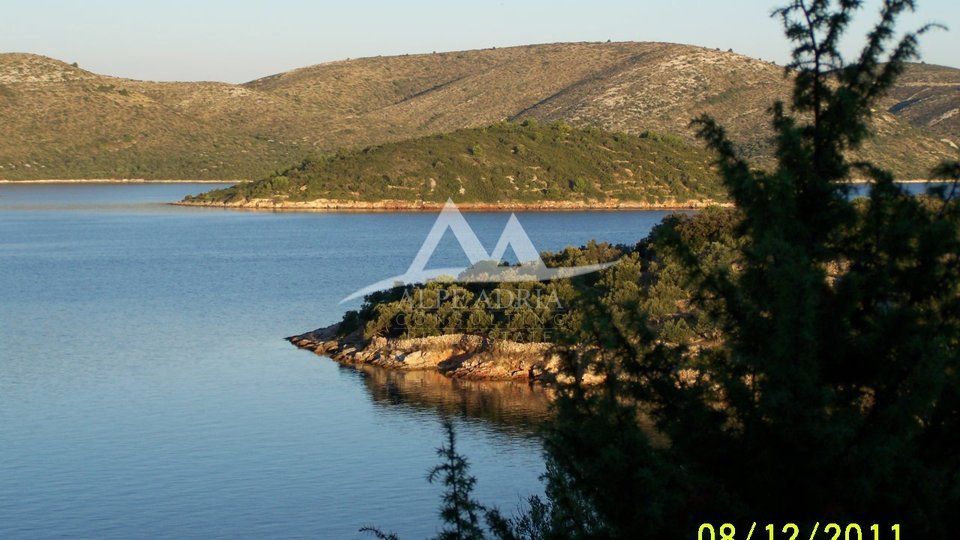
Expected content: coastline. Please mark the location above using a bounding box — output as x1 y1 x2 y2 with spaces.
0 178 937 186
0 179 240 184
173 178 946 213
843 178 938 184
287 323 598 384
175 197 730 212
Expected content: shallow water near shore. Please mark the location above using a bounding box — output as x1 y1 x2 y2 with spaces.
0 183 690 539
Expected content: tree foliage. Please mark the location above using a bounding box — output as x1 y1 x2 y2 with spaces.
539 1 960 537
428 421 487 540
363 2 960 538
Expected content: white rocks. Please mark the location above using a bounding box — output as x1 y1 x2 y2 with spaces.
285 323 576 383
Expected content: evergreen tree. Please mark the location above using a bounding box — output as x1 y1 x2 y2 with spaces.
428 421 487 540
363 2 960 538
541 0 960 537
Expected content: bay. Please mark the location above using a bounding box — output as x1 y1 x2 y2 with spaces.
0 183 676 539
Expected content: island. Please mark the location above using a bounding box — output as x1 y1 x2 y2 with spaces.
178 121 729 210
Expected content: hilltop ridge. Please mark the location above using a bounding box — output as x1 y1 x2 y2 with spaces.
1 42 956 182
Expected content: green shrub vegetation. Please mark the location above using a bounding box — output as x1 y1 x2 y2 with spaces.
343 209 739 350
184 121 726 206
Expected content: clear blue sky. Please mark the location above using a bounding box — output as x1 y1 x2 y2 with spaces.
1 0 957 82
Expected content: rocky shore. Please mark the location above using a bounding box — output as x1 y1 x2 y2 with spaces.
177 197 729 212
286 323 586 383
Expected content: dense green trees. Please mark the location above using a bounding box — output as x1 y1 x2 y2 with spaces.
345 232 725 347
185 121 727 206
362 1 960 539
536 0 960 537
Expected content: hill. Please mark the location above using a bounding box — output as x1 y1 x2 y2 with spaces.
180 121 725 209
0 53 300 180
0 43 956 182
883 63 960 148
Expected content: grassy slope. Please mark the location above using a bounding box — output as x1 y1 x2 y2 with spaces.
1 45 956 182
184 122 725 206
0 54 300 180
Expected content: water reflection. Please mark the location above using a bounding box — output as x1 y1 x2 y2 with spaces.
341 363 554 433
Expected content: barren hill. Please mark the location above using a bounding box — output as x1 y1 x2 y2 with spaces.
0 43 956 181
883 63 960 149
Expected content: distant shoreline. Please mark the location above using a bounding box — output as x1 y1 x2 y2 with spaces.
0 178 938 186
172 178 946 213
0 179 240 184
173 198 731 212
846 179 940 184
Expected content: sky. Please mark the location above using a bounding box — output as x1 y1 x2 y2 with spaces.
1 0 958 83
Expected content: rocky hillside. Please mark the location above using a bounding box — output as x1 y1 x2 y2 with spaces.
883 63 960 148
0 43 956 181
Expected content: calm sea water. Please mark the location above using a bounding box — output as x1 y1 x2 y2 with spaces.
0 184 687 539
847 181 948 197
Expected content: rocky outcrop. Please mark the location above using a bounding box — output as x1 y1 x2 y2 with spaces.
286 323 581 383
